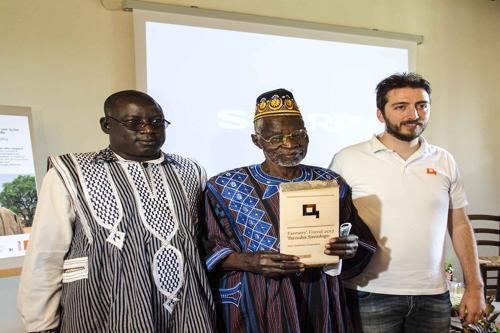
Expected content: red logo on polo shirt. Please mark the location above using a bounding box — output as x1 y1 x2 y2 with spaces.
426 168 437 175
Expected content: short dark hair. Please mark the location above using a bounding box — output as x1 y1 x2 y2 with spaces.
103 90 161 116
376 73 431 112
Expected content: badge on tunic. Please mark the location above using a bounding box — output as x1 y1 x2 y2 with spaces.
106 230 126 249
426 168 437 175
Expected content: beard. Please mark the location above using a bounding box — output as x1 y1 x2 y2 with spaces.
384 115 427 142
265 148 307 167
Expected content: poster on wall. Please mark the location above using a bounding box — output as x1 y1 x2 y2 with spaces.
0 106 37 271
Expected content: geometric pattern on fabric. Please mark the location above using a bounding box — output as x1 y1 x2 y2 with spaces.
219 282 242 307
124 159 188 314
204 165 359 333
47 149 216 333
311 166 339 182
247 164 339 199
168 154 200 220
73 152 122 228
248 164 313 199
154 245 184 314
126 162 176 242
215 170 277 252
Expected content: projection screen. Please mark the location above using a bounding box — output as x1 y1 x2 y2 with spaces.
132 6 420 177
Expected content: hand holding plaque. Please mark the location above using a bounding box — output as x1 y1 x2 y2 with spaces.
221 252 305 278
324 234 358 258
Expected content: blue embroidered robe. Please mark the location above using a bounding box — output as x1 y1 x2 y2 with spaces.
204 164 376 333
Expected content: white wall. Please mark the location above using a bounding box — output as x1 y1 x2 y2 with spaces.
0 0 498 331
0 0 135 182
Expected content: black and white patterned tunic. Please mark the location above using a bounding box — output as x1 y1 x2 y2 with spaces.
18 147 216 333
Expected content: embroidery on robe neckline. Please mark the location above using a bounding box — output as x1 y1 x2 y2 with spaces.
124 162 178 243
248 164 312 199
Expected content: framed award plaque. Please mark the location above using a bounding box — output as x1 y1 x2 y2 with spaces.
279 180 339 266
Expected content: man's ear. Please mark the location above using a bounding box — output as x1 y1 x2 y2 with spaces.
376 109 385 124
251 134 262 149
100 117 110 134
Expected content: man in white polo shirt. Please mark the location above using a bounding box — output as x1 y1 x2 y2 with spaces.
329 73 484 332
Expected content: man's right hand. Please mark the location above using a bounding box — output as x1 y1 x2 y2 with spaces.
221 252 305 277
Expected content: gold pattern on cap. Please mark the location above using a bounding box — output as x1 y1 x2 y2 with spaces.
254 94 301 121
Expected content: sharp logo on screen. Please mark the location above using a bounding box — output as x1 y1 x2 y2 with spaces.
303 204 319 218
143 16 410 177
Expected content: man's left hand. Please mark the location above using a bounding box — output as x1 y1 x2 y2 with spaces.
459 284 486 325
324 235 358 259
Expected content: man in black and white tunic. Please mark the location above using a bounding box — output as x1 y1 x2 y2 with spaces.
18 90 216 333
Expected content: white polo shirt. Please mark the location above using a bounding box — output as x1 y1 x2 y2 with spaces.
330 136 468 295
